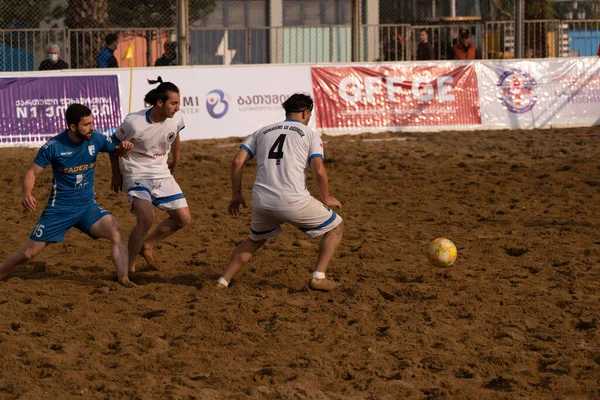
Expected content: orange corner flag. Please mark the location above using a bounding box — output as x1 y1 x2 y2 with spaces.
122 44 133 63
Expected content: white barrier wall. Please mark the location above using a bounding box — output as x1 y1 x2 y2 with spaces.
1 58 600 147
126 65 316 139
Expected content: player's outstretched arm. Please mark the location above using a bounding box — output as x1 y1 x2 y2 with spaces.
228 149 250 215
21 163 44 212
310 157 342 209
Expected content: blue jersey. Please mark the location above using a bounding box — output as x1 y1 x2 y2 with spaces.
34 130 118 209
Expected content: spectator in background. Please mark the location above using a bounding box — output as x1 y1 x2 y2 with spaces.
525 48 534 58
452 29 480 60
416 29 434 61
39 44 69 70
155 41 178 67
97 33 119 68
382 30 403 61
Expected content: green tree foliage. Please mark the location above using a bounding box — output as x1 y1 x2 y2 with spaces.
66 0 109 68
107 0 216 27
66 0 109 28
524 0 552 19
0 0 63 28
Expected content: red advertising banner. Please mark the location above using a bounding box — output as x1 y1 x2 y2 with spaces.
311 64 481 130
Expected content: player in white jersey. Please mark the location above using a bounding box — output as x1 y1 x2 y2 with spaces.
111 77 191 273
216 93 343 292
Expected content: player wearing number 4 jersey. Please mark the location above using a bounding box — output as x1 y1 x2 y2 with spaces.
0 104 135 287
110 77 190 274
216 93 343 292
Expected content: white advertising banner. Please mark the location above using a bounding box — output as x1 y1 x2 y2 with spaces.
0 64 314 146
2 58 600 148
126 65 315 140
478 58 600 129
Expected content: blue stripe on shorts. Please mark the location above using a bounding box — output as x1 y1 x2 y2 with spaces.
299 211 337 233
152 193 185 207
127 186 151 195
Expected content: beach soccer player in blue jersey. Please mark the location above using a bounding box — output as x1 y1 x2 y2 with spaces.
0 104 136 287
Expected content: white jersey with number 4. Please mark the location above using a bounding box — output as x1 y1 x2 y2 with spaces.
115 108 185 179
241 119 324 211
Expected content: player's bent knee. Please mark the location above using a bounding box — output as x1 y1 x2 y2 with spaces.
329 220 344 237
136 214 155 230
235 251 253 265
98 217 127 243
113 224 127 243
177 213 191 228
240 253 252 264
172 209 191 228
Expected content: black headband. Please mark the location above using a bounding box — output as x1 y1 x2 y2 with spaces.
287 105 313 113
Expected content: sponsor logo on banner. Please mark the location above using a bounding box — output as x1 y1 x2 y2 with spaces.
236 94 290 112
497 69 537 113
311 65 481 129
182 90 292 119
181 95 203 115
206 89 230 119
0 75 121 145
548 69 600 105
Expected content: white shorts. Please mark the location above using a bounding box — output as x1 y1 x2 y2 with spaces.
249 197 343 241
124 176 188 211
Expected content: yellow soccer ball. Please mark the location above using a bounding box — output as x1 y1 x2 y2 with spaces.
427 238 457 267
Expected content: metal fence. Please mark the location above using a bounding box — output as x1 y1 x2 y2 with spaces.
0 29 66 71
3 19 600 71
69 28 176 69
485 19 600 59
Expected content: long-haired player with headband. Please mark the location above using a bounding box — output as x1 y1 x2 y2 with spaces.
110 77 191 274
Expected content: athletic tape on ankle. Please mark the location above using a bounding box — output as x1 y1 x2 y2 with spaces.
312 271 326 280
218 277 229 287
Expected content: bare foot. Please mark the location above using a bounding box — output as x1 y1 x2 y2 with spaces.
139 245 154 266
309 277 337 292
215 282 228 290
118 278 138 288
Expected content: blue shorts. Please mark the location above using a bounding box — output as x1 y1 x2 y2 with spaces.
29 203 111 243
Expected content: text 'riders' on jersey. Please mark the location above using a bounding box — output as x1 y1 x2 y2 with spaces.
34 130 119 208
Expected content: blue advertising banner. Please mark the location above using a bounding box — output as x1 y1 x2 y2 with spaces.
0 75 121 145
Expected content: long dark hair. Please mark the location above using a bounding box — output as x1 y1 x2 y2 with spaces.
144 76 180 106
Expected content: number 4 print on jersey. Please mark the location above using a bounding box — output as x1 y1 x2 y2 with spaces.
268 134 286 165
